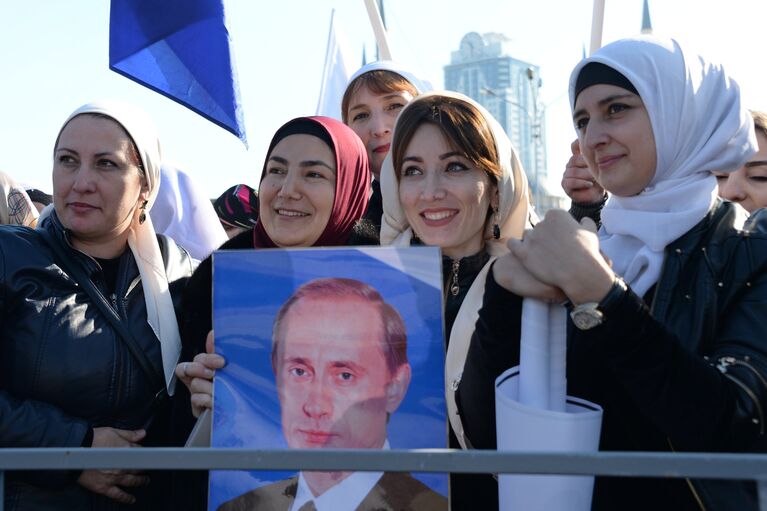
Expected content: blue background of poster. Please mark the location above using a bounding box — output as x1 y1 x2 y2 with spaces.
209 246 447 510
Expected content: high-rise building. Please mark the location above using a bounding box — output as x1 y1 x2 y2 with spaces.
444 32 564 212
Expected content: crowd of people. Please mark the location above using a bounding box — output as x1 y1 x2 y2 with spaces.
1 33 766 511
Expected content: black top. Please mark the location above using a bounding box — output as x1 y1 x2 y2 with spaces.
439 249 513 511
95 256 120 296
362 179 383 232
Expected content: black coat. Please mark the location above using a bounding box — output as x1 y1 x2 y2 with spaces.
460 200 767 510
0 213 193 510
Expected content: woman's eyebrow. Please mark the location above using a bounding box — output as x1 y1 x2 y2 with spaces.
299 160 333 170
572 93 636 120
745 160 767 168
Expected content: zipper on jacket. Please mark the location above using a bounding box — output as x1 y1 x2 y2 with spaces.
666 438 707 511
110 292 124 420
715 356 766 435
654 248 706 510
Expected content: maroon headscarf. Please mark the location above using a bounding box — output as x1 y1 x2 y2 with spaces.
253 116 371 248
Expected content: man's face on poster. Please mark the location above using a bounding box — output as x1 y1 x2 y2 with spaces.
274 296 410 450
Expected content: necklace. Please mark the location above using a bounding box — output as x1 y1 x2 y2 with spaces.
449 259 460 296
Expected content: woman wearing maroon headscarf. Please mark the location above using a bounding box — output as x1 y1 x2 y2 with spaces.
169 116 373 509
179 116 372 374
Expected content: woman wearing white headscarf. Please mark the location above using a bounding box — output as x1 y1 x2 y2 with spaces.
342 60 432 231
492 36 767 510
380 90 535 509
0 101 193 510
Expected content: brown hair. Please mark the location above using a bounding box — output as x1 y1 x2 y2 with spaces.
391 94 502 185
752 110 767 139
341 70 419 124
271 277 408 375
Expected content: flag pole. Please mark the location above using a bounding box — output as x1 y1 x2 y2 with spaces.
589 0 605 55
364 0 392 60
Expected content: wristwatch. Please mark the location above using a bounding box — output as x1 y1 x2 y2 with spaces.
570 276 628 330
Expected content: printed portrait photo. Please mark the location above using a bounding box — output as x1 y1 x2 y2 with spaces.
209 246 447 511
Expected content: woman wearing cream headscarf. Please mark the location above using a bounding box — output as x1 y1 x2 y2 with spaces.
0 101 193 510
0 170 38 226
380 90 534 510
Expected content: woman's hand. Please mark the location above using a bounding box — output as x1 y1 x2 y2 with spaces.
77 427 149 504
562 139 605 205
509 210 614 305
492 248 567 303
175 330 225 417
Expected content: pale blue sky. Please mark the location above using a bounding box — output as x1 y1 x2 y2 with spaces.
2 0 766 198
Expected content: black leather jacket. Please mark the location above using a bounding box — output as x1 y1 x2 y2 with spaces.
460 200 767 510
569 200 767 510
0 213 193 510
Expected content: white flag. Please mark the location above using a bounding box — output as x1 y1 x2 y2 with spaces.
316 9 353 120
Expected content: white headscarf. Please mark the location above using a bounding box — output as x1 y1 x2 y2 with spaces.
378 90 535 447
150 163 227 261
347 60 433 96
569 36 757 297
58 101 182 394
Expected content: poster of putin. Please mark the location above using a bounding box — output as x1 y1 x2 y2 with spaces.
209 246 447 511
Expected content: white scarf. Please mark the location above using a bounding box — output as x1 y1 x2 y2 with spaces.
60 101 182 394
347 60 433 96
149 162 228 261
569 36 756 297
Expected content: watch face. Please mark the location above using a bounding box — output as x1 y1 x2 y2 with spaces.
570 306 604 330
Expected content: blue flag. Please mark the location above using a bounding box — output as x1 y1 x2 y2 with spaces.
110 0 247 145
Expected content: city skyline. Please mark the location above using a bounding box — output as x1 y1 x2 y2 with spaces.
2 1 765 199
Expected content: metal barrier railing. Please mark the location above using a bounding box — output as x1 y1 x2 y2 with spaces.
2 448 767 509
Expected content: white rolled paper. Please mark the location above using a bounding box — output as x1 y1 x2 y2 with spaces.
548 305 568 412
519 299 551 409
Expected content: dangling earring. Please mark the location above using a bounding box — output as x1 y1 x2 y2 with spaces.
492 206 500 240
139 200 148 225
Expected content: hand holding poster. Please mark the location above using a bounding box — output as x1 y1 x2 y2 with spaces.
209 246 448 511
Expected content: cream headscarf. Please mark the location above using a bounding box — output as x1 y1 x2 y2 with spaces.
569 36 756 297
58 101 182 394
379 90 535 447
0 171 38 227
380 90 533 253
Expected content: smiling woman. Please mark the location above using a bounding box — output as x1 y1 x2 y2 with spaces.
379 91 535 510
172 116 373 509
258 134 337 247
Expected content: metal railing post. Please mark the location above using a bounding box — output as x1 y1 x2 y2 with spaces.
759 478 767 511
1 469 5 511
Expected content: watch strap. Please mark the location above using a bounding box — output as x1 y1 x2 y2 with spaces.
597 276 628 314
